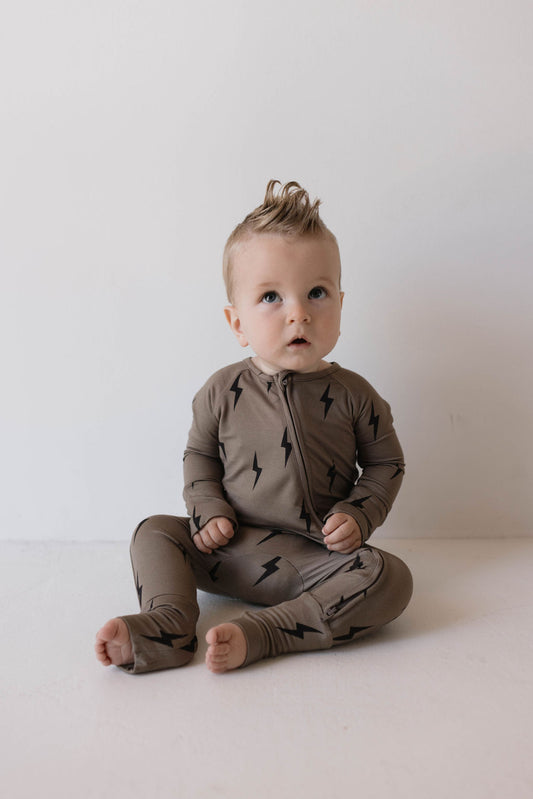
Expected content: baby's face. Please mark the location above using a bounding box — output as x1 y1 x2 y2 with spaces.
225 233 344 375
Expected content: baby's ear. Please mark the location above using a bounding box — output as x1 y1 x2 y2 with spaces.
224 306 249 347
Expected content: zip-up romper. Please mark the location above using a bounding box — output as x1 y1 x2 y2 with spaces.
120 359 413 673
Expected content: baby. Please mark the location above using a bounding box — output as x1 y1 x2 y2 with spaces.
95 180 413 674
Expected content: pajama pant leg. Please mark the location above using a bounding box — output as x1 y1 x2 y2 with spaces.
119 515 201 674
121 516 413 673
217 526 413 666
232 534 413 666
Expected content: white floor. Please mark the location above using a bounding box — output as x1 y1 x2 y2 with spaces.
2 538 533 799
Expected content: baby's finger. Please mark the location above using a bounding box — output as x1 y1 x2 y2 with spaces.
322 517 338 535
206 527 229 547
193 533 213 554
324 521 352 545
216 518 235 540
210 522 234 546
328 538 358 554
203 527 223 549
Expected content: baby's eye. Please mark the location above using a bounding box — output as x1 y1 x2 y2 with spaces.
261 291 280 304
308 286 327 300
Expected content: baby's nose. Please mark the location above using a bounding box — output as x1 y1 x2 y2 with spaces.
287 300 310 323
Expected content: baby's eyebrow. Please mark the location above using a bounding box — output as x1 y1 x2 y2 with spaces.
312 276 337 285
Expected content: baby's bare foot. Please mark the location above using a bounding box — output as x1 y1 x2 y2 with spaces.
205 623 247 673
95 618 133 667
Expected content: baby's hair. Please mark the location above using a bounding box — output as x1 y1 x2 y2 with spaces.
223 179 338 303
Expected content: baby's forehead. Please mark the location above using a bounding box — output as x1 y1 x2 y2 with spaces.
235 232 340 267
228 232 342 301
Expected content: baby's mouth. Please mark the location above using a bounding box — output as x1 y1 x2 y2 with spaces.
288 337 310 346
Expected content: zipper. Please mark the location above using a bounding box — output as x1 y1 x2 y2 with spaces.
276 373 323 533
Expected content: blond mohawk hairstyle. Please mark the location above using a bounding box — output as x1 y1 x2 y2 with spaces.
223 179 338 303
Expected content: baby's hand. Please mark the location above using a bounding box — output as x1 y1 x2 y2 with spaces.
193 516 235 554
322 513 362 554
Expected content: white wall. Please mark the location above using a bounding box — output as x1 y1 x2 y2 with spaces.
1 1 532 541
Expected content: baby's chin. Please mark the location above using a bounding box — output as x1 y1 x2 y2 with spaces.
251 343 334 374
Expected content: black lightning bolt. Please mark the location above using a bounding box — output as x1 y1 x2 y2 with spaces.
141 629 187 647
331 588 368 613
320 384 334 419
209 561 222 582
281 428 292 466
390 462 405 479
267 381 273 393
252 452 262 488
254 556 282 586
333 626 371 641
135 572 143 606
230 375 243 409
257 530 283 545
300 501 311 532
276 622 323 639
349 496 371 509
346 553 364 572
180 636 198 653
219 441 227 459
369 402 379 440
192 506 201 531
327 462 337 492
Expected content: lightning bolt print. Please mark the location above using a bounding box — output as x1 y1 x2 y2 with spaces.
349 496 371 509
320 384 334 419
333 626 371 641
141 629 187 648
390 462 405 479
254 556 282 586
209 561 222 582
369 402 380 440
331 588 368 613
192 506 202 532
300 501 311 532
281 427 292 466
346 553 364 572
230 375 243 409
327 462 337 492
257 530 283 545
252 452 262 488
276 622 323 639
135 571 143 606
180 636 198 653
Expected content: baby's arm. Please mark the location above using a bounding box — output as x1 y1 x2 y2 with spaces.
183 380 238 540
325 375 405 544
193 516 235 554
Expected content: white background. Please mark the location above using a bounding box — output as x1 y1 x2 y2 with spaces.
1 0 531 541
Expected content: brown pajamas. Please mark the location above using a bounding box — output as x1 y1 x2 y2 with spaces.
120 359 412 673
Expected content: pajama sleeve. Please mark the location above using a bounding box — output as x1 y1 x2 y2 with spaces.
183 384 237 536
325 382 405 543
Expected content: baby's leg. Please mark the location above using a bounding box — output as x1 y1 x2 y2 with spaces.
95 515 201 674
205 531 412 671
239 546 412 665
200 526 306 672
